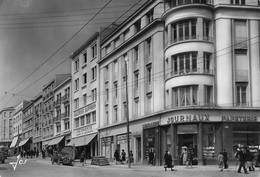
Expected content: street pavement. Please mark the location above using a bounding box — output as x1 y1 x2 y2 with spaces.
0 156 259 177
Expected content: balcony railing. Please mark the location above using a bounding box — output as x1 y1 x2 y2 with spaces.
62 94 70 103
165 0 213 10
54 99 61 107
165 68 214 79
166 35 213 48
61 112 70 119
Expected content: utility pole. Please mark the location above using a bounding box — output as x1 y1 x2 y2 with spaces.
125 58 131 168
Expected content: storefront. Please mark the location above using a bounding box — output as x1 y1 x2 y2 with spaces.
159 109 260 165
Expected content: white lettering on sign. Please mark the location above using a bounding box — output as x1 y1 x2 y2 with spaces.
75 125 93 136
10 155 28 171
221 115 257 122
167 114 210 124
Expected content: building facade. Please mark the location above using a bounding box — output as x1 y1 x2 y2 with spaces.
33 94 43 153
98 0 260 166
49 76 72 151
20 101 34 152
41 74 71 154
69 33 99 159
0 107 14 148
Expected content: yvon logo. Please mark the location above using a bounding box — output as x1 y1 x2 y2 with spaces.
9 154 28 171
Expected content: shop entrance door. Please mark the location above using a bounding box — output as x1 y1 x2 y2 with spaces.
136 137 141 163
178 134 198 165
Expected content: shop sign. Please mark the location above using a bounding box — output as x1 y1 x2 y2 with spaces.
167 114 210 124
101 137 113 146
142 121 159 129
75 125 93 136
221 115 257 122
73 103 96 117
177 124 197 134
117 133 131 144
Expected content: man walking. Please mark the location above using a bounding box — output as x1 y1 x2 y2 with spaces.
236 147 249 174
222 149 228 169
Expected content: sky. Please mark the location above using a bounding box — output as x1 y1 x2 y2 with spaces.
0 0 145 109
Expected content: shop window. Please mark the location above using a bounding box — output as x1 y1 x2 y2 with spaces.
203 124 215 159
204 85 213 105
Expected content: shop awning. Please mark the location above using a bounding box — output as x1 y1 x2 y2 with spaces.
48 136 64 146
67 133 97 147
19 138 30 147
42 140 51 146
9 137 18 148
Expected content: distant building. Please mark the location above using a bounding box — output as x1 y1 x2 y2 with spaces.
33 93 43 153
41 74 71 154
0 107 14 148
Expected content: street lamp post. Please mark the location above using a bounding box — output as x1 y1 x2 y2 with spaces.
124 58 131 168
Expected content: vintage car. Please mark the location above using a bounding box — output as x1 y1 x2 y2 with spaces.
0 146 8 163
51 146 77 166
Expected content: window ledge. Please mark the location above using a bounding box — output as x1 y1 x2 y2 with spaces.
82 63 87 69
82 84 87 89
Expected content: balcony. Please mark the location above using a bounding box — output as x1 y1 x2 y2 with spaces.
54 116 61 123
54 99 61 108
165 68 214 79
61 112 70 120
166 35 213 48
62 94 70 104
165 0 213 10
235 70 248 82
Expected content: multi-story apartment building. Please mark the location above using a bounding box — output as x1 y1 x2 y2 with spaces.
98 0 260 166
69 33 99 158
41 74 71 152
49 76 72 151
11 100 29 154
20 101 34 152
0 107 14 148
33 94 43 153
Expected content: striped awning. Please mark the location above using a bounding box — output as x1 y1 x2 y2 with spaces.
67 133 96 147
9 137 18 148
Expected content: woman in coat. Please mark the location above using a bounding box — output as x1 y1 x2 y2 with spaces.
164 151 174 171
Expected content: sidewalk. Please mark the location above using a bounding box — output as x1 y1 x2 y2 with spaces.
25 156 260 173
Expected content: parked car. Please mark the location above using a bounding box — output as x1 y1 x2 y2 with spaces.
51 146 77 166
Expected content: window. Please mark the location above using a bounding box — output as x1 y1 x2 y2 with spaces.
114 37 120 48
75 59 79 71
75 78 79 91
134 19 141 33
92 88 97 101
171 52 198 75
92 43 97 58
134 98 139 117
123 28 130 41
134 71 139 89
114 81 118 99
113 106 118 122
83 73 87 84
203 52 211 73
74 98 79 109
231 0 245 5
234 20 247 50
134 46 139 65
65 121 70 130
92 66 97 80
205 85 213 105
56 125 61 133
172 85 198 107
75 118 79 128
145 38 151 58
83 94 87 105
92 112 96 123
203 20 210 40
236 83 247 106
123 102 127 120
80 116 85 126
105 83 109 103
146 65 152 85
146 93 152 114
114 60 118 80
105 105 109 125
83 52 87 64
86 114 91 124
147 9 154 23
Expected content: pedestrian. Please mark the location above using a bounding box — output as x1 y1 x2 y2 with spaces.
186 150 193 168
129 150 134 165
181 148 188 166
80 151 85 166
114 150 120 165
121 149 126 163
148 148 154 166
164 151 174 171
245 149 254 171
255 150 260 170
42 149 45 159
217 152 224 172
222 149 228 169
236 147 249 174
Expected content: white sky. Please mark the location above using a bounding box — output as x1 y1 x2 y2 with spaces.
0 0 145 108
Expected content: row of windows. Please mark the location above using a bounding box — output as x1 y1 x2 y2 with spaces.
1 111 12 118
74 66 97 91
74 88 97 109
74 43 97 72
101 9 154 58
74 111 96 128
165 18 210 46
